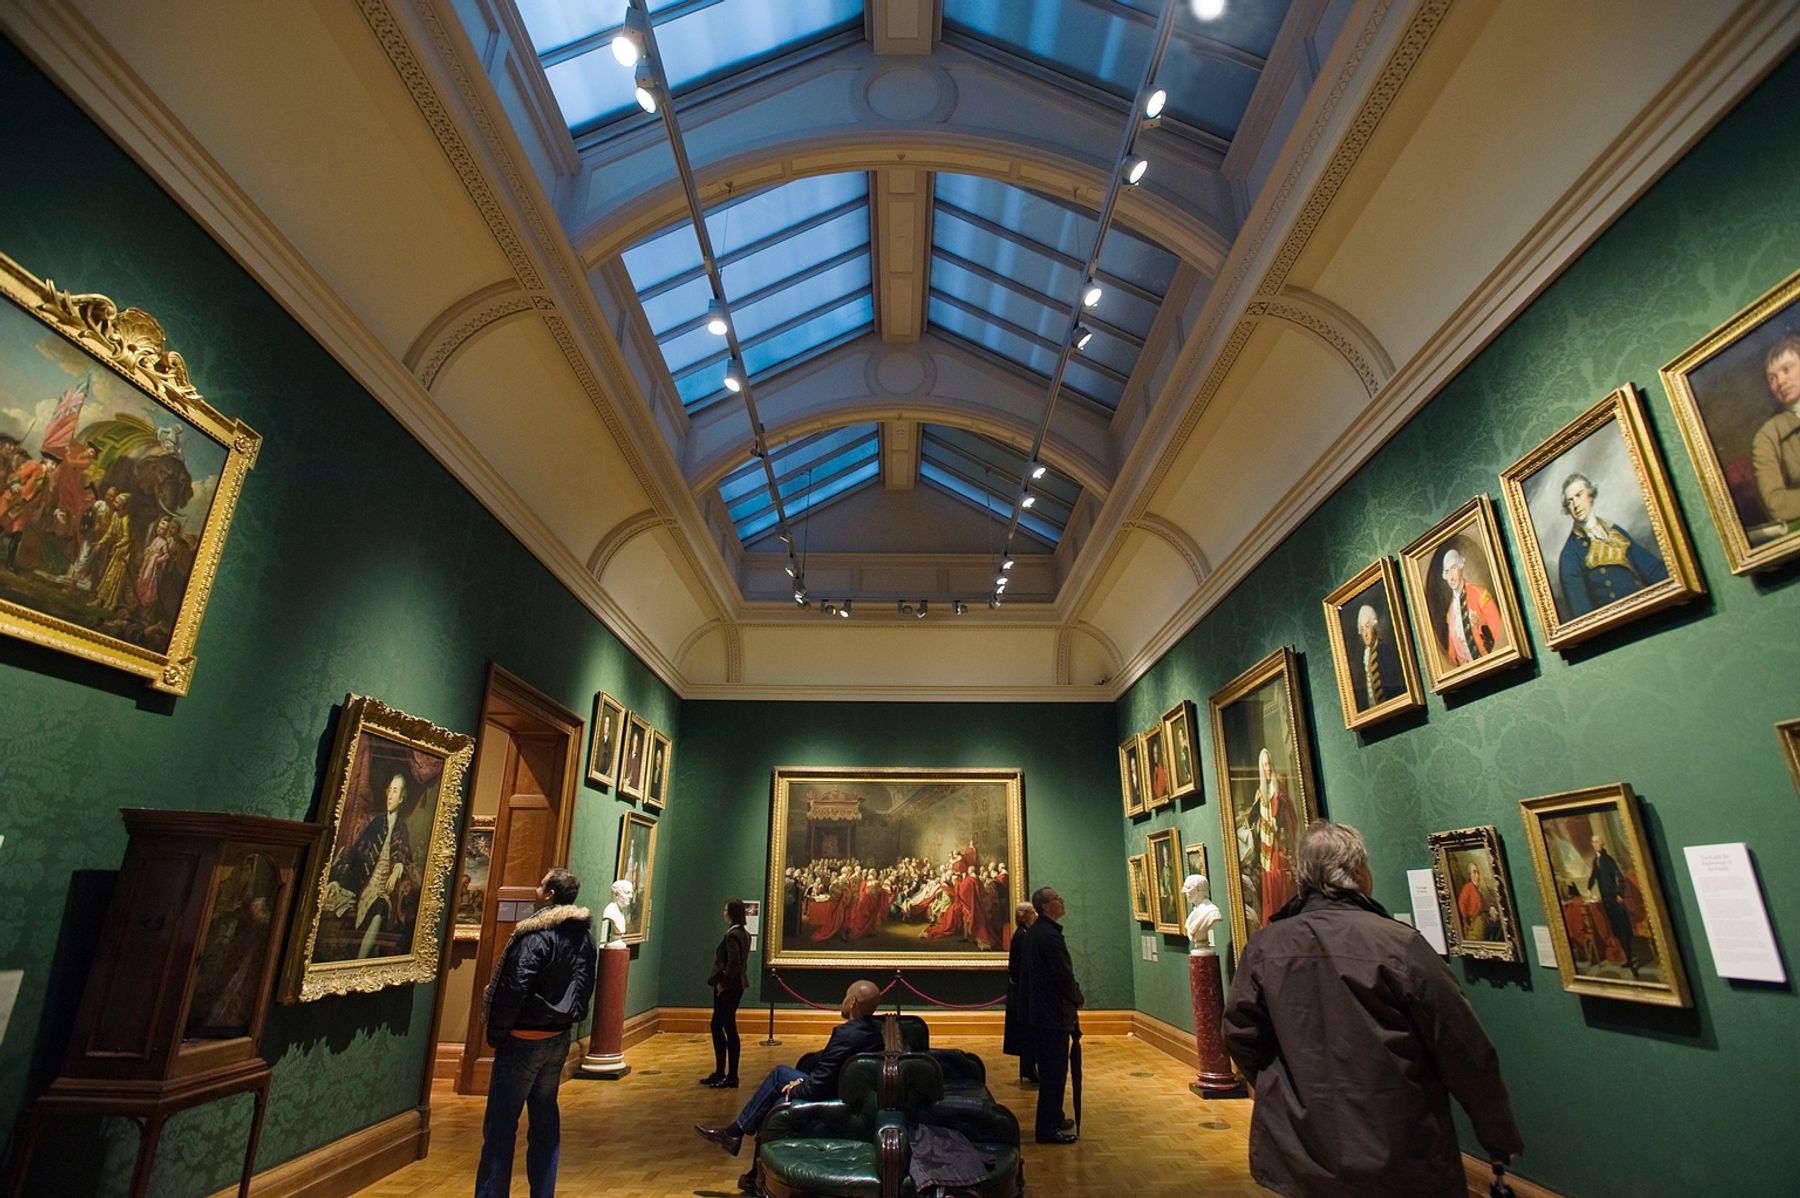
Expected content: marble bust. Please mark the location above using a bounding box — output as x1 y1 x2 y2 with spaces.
1183 874 1222 952
601 879 634 947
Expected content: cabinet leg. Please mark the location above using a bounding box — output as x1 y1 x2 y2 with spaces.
128 1113 164 1198
4 1107 47 1198
238 1084 270 1197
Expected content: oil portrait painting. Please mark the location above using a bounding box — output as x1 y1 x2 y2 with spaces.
1425 825 1522 962
1399 496 1532 692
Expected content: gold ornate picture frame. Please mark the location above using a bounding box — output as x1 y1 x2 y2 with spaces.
1160 699 1202 800
614 810 658 946
1210 647 1321 960
1118 734 1146 818
587 691 625 788
1500 385 1704 648
1184 843 1208 887
765 766 1024 970
645 729 672 813
1399 495 1533 692
1142 724 1173 810
1146 827 1185 936
452 816 495 943
1321 557 1425 729
1425 825 1523 962
618 712 651 800
0 251 259 694
1128 852 1152 922
1660 265 1800 574
1518 784 1691 1007
279 694 473 1002
1777 717 1800 802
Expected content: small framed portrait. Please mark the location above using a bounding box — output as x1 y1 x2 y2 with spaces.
452 816 495 943
614 810 658 946
1425 825 1523 962
1142 725 1173 810
618 713 651 800
1660 266 1800 573
1778 718 1800 801
280 695 474 1002
1146 827 1185 936
1518 784 1691 1007
645 730 672 812
1500 385 1704 648
1398 495 1532 692
587 692 625 788
1128 853 1153 922
1118 734 1147 817
1320 557 1425 729
1210 647 1321 958
1184 842 1207 883
1160 700 1202 800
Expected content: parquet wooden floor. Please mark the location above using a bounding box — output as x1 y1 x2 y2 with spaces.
359 1032 1264 1197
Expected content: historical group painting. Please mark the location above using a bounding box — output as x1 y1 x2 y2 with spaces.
1661 266 1800 573
1425 825 1523 962
1209 648 1320 959
1500 385 1703 648
767 767 1025 969
1519 785 1691 1007
281 695 473 1002
1320 557 1424 730
0 252 258 693
1399 496 1532 692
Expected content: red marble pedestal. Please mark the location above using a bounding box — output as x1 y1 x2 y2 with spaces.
1188 950 1246 1098
578 946 630 1079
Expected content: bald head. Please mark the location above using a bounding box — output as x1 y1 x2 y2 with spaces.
841 979 881 1020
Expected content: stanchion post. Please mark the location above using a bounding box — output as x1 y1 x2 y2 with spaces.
892 971 903 1018
760 971 781 1047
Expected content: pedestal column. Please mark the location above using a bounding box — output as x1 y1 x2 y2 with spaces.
1188 949 1246 1098
579 945 630 1079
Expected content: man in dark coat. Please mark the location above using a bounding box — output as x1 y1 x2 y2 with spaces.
1224 821 1522 1198
1017 885 1082 1144
1003 900 1038 1083
694 978 885 1156
1588 837 1637 972
476 868 597 1198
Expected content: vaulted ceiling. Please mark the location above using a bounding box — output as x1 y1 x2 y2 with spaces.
6 0 1789 697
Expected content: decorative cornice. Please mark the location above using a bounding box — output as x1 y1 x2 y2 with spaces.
1123 514 1211 583
587 509 668 579
680 681 1113 703
1245 286 1395 397
404 280 553 387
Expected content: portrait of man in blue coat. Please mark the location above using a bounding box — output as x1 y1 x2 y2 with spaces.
1555 472 1666 619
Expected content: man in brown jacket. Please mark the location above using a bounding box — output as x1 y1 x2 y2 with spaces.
1223 820 1522 1197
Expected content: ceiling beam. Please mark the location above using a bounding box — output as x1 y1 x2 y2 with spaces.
867 0 938 56
883 419 919 490
871 167 931 343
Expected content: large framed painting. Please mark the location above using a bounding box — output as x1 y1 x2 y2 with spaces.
279 695 474 1002
1128 853 1152 922
1118 735 1146 818
452 816 494 943
1320 557 1425 730
1500 385 1704 648
587 691 625 788
1146 827 1185 936
1425 825 1523 962
766 766 1024 970
1398 495 1532 692
1660 266 1800 573
1160 699 1201 800
0 251 259 694
645 730 672 813
1142 725 1173 810
618 712 651 801
1780 718 1800 802
1518 784 1691 1007
613 811 658 946
1209 647 1320 959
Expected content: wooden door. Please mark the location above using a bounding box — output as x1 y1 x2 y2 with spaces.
455 728 570 1094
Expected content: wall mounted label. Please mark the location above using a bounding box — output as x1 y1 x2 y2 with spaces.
1684 843 1785 983
1405 869 1447 954
1531 925 1558 969
743 900 761 937
1141 933 1158 962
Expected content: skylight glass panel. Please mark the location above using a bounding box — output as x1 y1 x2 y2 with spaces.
621 174 873 410
917 425 1081 546
721 424 881 543
523 0 864 134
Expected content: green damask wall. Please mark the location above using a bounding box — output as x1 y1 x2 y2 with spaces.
1117 54 1800 1198
0 40 677 1194
663 702 1133 1013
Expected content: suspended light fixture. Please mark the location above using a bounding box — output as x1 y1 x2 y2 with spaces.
1074 325 1094 351
1002 558 1015 571
705 299 731 336
1021 495 1037 509
723 361 746 393
1082 281 1103 308
1030 462 1047 480
953 600 968 615
1144 88 1168 120
1191 0 1227 20
995 575 1008 587
837 601 852 619
1125 157 1149 185
988 597 1003 610
914 600 929 619
611 7 649 66
785 560 797 578
633 61 659 113
793 588 807 605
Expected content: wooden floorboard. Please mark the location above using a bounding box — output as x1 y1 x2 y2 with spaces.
357 1030 1263 1196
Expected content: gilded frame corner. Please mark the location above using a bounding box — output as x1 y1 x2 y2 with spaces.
1320 556 1426 730
1660 265 1800 574
0 251 259 695
1160 698 1202 800
587 691 625 788
1517 784 1691 1008
279 694 474 1003
1398 495 1533 693
1145 826 1185 936
1425 824 1523 963
764 765 1025 971
1499 384 1704 649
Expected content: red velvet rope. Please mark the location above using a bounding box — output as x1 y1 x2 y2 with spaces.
769 972 902 1010
892 975 1007 1010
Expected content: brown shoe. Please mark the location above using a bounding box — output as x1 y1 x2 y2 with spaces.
695 1123 743 1156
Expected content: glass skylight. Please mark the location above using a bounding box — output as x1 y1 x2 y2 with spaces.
720 423 882 544
517 0 864 134
918 425 1080 546
927 174 1176 410
622 173 874 410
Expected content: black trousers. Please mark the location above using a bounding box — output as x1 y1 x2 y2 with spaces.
711 986 744 1078
1029 1026 1073 1139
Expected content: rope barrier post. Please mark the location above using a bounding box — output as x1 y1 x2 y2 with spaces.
893 971 903 1018
760 971 781 1047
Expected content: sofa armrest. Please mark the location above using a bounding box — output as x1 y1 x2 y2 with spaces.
924 1099 1022 1148
758 1099 867 1143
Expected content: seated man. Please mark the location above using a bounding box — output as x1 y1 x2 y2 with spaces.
694 979 885 1156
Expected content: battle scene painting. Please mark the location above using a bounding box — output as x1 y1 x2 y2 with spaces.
767 767 1024 969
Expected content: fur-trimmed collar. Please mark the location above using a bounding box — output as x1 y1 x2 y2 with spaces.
506 903 591 943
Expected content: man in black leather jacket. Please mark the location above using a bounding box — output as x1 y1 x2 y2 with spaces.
475 868 597 1198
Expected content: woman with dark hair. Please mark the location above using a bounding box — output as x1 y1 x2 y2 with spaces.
703 898 751 1087
1003 900 1038 1084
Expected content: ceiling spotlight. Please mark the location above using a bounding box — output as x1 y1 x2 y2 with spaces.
1002 558 1015 571
988 597 1003 610
723 361 745 393
837 601 852 619
1082 281 1103 308
1030 463 1047 480
611 7 649 66
785 561 797 577
793 589 807 606
995 575 1008 586
915 600 929 619
1125 157 1148 185
1144 88 1168 120
953 600 968 615
633 61 659 113
779 529 792 544
705 299 731 336
1021 495 1037 509
1074 325 1094 351
1191 0 1228 20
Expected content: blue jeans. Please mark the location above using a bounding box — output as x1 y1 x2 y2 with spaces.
476 1032 569 1197
735 1064 806 1136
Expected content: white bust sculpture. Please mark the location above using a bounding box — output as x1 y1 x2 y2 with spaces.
1183 874 1222 953
601 879 634 948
